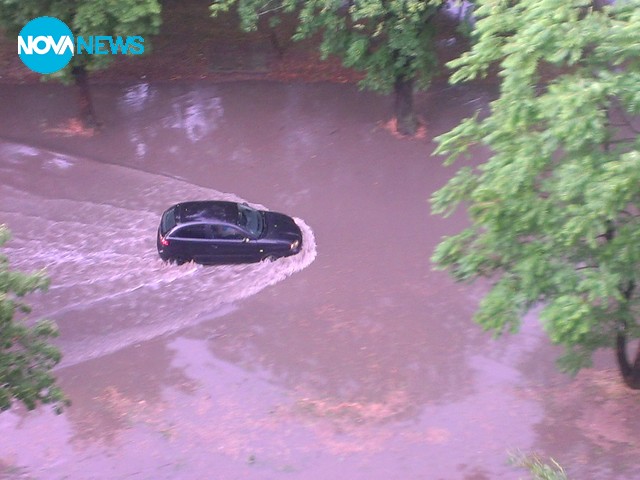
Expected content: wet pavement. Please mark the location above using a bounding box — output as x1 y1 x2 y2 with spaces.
0 81 638 479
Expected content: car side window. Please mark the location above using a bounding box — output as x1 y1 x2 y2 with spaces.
212 225 245 240
171 225 211 239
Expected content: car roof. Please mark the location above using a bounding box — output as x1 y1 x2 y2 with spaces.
175 201 238 225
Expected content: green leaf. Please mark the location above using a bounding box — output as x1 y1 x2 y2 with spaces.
0 224 68 413
432 0 640 381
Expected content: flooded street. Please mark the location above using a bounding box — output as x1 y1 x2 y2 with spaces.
0 81 638 479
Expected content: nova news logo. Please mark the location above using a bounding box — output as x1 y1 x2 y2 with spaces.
18 16 145 75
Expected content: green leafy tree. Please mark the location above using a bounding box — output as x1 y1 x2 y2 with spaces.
211 0 446 135
431 0 640 387
0 0 162 128
0 225 67 413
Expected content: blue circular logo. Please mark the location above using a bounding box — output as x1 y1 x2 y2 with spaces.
18 17 74 74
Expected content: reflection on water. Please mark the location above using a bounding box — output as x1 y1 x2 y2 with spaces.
164 90 224 142
120 83 155 112
116 84 224 160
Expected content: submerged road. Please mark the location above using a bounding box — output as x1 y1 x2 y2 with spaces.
0 81 636 479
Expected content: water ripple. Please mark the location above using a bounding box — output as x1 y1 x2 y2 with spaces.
0 140 317 367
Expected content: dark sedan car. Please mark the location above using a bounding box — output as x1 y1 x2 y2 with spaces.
157 201 303 264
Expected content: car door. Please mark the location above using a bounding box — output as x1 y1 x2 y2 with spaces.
169 224 214 263
212 225 261 263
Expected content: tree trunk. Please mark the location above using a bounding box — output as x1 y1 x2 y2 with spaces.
393 75 417 136
268 28 286 59
616 281 640 389
72 65 99 130
616 333 640 389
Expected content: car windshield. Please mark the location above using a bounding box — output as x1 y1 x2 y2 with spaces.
237 204 264 238
160 207 177 235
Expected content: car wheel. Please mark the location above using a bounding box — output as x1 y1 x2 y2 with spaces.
262 254 277 263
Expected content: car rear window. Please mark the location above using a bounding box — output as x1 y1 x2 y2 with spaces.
160 207 177 235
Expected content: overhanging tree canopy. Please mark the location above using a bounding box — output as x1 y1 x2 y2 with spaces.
211 0 446 135
0 225 68 413
431 0 640 387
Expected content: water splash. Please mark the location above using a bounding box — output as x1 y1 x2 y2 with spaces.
0 140 317 367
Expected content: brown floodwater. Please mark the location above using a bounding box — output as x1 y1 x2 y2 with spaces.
0 81 638 479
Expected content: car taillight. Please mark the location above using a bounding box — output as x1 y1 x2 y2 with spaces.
160 235 169 247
